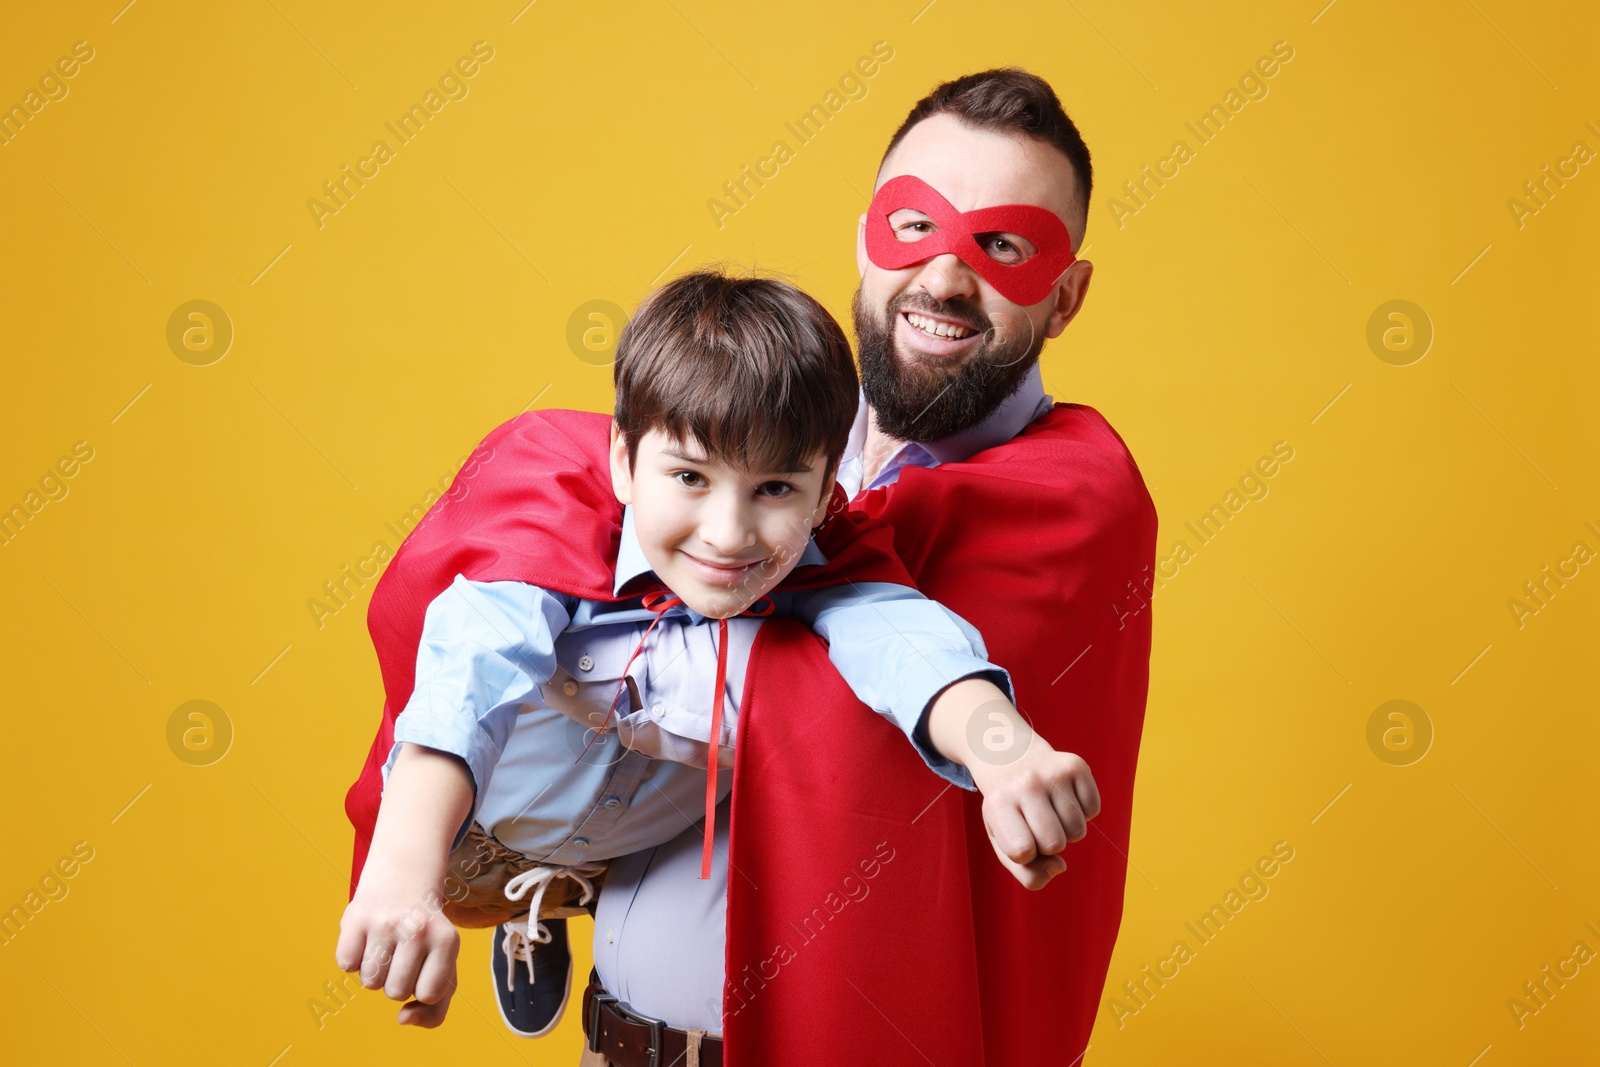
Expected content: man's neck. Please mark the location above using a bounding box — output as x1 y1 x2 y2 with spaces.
859 407 908 490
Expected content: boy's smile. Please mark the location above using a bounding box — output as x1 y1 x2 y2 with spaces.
609 425 836 619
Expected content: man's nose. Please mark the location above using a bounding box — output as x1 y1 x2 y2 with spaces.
914 252 981 305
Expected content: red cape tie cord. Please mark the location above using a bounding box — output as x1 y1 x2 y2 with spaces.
577 588 775 879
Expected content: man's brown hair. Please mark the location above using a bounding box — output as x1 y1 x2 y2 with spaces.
879 67 1093 236
614 270 858 479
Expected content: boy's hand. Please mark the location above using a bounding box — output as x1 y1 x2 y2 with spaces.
968 741 1100 890
337 864 460 1027
336 743 475 1027
924 678 1102 890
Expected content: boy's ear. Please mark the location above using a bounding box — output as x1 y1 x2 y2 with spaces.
609 422 634 504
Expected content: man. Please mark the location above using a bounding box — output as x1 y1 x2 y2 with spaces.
580 68 1156 1064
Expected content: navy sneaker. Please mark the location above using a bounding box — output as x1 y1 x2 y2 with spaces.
492 917 573 1038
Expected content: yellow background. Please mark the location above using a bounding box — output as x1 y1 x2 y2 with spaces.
2 1 1595 1063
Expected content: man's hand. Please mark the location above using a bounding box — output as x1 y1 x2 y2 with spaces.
336 743 475 1026
923 678 1102 890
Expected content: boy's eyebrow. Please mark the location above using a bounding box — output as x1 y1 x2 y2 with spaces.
661 447 813 475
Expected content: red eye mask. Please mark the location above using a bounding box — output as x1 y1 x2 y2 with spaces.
865 175 1076 306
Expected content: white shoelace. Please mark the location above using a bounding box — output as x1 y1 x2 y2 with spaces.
500 863 606 991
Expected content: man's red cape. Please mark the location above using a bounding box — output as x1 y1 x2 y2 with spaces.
345 403 1157 1065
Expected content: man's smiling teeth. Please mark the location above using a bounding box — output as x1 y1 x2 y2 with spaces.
905 311 975 339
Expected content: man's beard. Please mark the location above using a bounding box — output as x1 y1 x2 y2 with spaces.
852 284 1045 443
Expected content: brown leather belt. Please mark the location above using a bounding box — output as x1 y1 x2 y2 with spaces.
582 978 723 1067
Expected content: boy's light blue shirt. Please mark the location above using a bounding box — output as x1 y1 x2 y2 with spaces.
385 504 1009 858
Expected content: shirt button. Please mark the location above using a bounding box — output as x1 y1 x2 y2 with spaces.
650 703 663 719
606 929 615 944
578 654 595 671
603 795 621 810
563 680 579 696
571 837 589 848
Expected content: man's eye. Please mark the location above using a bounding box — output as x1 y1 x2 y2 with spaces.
981 234 1030 264
973 231 1036 264
758 480 796 498
674 470 706 488
896 220 934 239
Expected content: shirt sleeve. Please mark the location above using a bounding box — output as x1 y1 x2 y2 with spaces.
782 581 1014 791
383 575 575 850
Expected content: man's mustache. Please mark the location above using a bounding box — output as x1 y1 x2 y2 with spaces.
888 294 990 336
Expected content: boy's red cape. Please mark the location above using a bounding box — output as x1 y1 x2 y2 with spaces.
345 404 1157 1065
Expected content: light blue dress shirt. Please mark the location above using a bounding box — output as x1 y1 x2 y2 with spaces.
594 367 1055 1034
383 506 1009 862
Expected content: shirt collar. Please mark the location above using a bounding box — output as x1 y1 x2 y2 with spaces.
840 360 1054 494
613 504 829 597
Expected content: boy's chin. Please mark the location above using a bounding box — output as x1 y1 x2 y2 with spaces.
675 578 785 620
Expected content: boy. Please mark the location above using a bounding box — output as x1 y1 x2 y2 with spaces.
336 271 1099 1037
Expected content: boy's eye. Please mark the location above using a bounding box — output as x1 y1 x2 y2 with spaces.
673 470 706 488
757 480 797 498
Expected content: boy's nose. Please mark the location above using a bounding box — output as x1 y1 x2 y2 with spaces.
698 498 757 558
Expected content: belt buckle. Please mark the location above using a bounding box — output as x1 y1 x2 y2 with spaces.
587 990 663 1067
586 991 613 1054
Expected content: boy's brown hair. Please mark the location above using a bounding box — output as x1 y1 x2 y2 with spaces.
614 270 858 479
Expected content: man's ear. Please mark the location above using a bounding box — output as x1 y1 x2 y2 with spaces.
856 213 869 277
1045 258 1094 340
609 422 634 504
